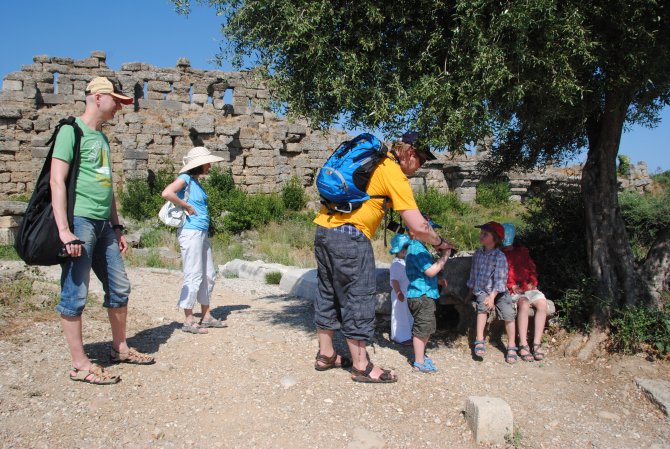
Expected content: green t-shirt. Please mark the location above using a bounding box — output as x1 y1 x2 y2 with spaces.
52 118 113 220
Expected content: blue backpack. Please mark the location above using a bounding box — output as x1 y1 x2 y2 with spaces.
316 133 389 214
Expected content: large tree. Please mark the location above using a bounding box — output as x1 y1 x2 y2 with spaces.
174 0 670 315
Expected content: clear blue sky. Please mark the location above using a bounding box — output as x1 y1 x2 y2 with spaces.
1 0 668 172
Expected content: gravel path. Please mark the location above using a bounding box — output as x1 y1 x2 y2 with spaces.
0 264 669 449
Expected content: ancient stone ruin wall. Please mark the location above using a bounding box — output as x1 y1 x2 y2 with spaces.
0 51 653 201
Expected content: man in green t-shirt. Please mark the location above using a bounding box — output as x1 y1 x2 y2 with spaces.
51 77 154 385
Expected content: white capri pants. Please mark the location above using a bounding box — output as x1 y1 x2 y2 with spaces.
177 228 216 310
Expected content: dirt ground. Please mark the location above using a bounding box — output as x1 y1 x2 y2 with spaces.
0 262 669 449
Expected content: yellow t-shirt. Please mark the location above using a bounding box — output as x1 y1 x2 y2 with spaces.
313 154 418 239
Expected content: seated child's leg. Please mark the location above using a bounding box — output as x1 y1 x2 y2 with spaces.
532 297 548 346
495 292 517 348
516 298 531 346
474 293 489 341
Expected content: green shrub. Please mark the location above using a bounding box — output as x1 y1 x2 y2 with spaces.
415 187 470 217
219 189 285 234
120 167 175 220
610 305 657 354
282 175 307 211
475 180 510 208
265 271 282 284
619 189 670 261
652 170 670 189
617 154 631 176
0 244 20 261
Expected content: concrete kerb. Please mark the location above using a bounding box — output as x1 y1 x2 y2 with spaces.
635 378 670 416
464 396 514 444
220 259 291 283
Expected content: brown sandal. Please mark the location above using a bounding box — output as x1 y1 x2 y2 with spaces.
314 351 352 371
69 363 120 385
351 361 398 383
110 347 155 365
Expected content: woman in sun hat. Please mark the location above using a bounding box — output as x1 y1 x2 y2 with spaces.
161 147 226 334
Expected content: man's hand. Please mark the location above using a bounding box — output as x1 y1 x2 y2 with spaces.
484 294 495 310
438 278 448 288
59 230 83 258
117 233 128 254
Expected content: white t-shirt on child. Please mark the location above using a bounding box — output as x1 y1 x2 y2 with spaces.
389 257 414 343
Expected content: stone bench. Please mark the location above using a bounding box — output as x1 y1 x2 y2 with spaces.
0 201 27 245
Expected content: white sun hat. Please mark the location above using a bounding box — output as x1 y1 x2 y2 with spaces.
179 146 225 173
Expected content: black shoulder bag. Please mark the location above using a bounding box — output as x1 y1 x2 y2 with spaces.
14 116 82 265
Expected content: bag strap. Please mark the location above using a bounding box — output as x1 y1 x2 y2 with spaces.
183 175 192 202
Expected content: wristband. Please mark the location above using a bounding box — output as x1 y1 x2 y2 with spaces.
432 236 444 248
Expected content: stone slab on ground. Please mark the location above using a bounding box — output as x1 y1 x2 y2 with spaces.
465 396 514 444
636 378 670 416
220 259 291 283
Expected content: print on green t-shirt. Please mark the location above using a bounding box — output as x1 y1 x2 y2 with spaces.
52 118 113 220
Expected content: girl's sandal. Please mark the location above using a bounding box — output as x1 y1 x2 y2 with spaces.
70 363 120 385
505 347 518 364
517 345 535 362
473 340 486 357
533 344 546 361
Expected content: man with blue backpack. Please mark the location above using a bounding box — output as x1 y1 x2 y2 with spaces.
313 131 453 383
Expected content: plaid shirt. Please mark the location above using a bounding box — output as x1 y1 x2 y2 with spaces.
467 247 508 295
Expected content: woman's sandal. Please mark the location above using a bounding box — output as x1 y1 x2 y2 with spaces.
200 317 228 328
110 347 155 365
505 346 519 364
473 340 486 357
413 360 438 373
351 361 398 383
517 345 535 362
70 363 120 385
532 344 546 361
182 322 208 334
314 351 353 371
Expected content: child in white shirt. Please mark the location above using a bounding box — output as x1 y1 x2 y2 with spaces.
389 233 413 345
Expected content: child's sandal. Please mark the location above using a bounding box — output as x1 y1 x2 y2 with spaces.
517 345 535 362
532 344 546 361
473 340 486 357
505 347 518 364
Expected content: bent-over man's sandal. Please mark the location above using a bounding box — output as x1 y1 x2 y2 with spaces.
110 347 155 365
200 317 228 328
70 363 120 385
351 361 398 383
314 351 353 371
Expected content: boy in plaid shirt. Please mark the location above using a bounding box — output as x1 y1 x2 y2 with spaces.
465 221 517 363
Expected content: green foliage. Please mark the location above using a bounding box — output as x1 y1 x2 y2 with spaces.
120 168 175 221
619 189 670 260
202 166 236 220
0 245 20 261
415 187 469 217
505 428 524 448
217 189 285 234
281 175 307 211
611 304 670 356
652 170 670 189
265 271 282 285
475 181 511 209
617 154 631 176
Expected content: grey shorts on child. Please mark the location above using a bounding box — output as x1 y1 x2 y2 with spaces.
475 292 515 321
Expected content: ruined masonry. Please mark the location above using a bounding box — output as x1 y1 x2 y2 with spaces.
0 51 653 201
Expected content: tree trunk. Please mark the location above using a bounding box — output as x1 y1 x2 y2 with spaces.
640 227 670 306
581 91 642 321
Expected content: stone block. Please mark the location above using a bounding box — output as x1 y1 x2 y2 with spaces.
32 147 50 159
74 58 99 68
121 62 142 71
0 215 21 228
0 227 18 245
0 201 27 215
635 378 670 416
148 80 171 92
0 107 21 119
162 100 184 112
2 79 23 91
465 396 514 444
138 99 160 109
90 50 106 60
40 94 73 105
124 150 149 161
33 55 52 63
176 58 191 67
188 115 215 134
191 93 208 104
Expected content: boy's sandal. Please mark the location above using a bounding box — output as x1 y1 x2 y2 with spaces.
182 322 208 334
532 344 546 361
70 364 120 385
200 317 228 328
314 351 353 371
351 361 398 383
413 361 438 373
505 347 518 364
517 345 535 362
110 347 156 365
473 340 486 357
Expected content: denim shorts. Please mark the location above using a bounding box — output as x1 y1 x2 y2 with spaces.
474 291 515 321
55 216 131 317
314 225 376 341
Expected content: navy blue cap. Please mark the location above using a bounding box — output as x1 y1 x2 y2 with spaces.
400 132 437 161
